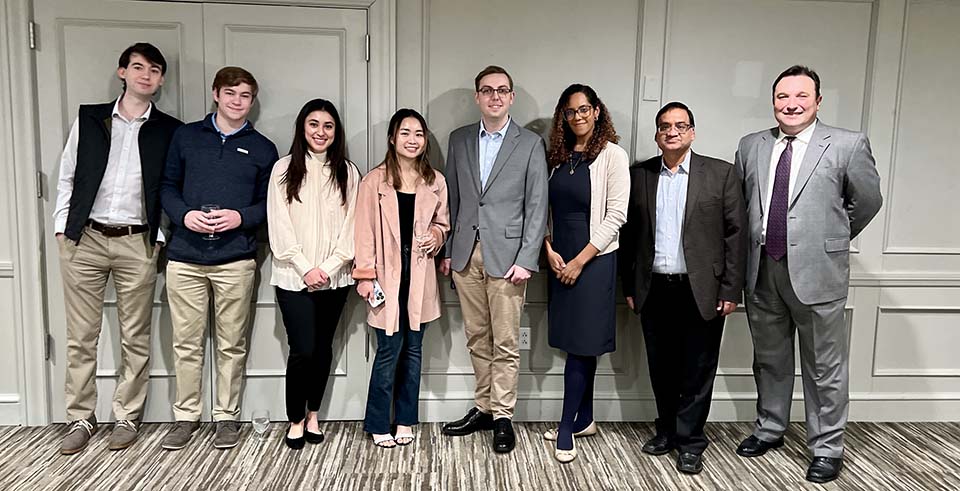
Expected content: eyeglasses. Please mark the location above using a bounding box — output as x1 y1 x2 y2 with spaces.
656 122 693 134
478 86 512 97
563 105 594 121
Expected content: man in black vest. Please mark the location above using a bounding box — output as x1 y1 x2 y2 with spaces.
53 43 182 455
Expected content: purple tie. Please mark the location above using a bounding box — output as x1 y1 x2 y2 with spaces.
766 136 795 261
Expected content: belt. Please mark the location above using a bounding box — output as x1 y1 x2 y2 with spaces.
87 220 149 237
652 273 689 283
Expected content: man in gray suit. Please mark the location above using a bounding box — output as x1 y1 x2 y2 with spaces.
439 65 549 453
734 65 882 483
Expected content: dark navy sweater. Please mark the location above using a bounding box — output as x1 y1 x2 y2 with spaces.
160 114 279 265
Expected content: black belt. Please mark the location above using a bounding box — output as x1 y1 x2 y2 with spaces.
87 220 149 237
652 273 689 283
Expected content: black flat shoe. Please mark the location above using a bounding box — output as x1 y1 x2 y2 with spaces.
806 456 842 483
493 418 515 453
736 435 784 457
305 429 324 444
676 452 703 474
642 434 674 456
442 407 494 436
284 433 305 450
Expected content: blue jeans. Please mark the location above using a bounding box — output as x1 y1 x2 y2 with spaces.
363 320 425 434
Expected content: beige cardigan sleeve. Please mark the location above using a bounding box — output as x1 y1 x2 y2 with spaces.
267 157 313 277
589 143 630 252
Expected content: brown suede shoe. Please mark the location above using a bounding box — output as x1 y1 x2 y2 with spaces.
108 420 139 451
60 416 97 455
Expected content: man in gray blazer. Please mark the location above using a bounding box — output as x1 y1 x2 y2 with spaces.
439 65 549 453
734 65 882 483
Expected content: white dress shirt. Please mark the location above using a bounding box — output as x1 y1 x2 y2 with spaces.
53 99 164 241
761 120 818 241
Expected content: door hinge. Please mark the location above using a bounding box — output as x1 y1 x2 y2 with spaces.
44 333 52 361
364 34 370 62
28 21 36 50
36 170 43 199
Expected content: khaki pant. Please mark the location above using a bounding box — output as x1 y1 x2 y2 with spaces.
166 259 256 422
59 227 158 422
452 242 526 419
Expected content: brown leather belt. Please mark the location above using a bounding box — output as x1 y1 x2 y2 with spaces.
87 220 149 237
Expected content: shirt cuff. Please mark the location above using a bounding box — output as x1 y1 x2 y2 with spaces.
292 254 313 278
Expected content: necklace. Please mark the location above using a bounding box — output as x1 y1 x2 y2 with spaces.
569 153 583 175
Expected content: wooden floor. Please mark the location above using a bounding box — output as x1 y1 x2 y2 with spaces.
0 421 956 490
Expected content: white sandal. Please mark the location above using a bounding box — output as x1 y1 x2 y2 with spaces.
394 430 415 446
372 433 396 448
555 439 578 463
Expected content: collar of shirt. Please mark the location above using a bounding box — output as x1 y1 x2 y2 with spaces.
306 150 329 165
659 149 692 176
210 113 248 140
777 119 817 146
479 117 511 139
111 97 152 124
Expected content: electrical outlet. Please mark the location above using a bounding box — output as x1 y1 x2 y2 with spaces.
519 327 531 350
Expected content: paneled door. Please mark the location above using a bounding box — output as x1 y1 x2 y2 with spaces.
34 0 369 422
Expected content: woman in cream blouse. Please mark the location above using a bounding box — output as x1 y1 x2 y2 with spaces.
267 98 361 449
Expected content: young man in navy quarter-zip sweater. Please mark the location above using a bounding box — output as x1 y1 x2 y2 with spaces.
54 43 182 456
159 66 278 452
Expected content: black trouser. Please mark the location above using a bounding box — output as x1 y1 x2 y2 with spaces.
275 286 350 422
640 274 725 454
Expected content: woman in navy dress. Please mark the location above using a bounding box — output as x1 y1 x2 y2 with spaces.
542 84 630 463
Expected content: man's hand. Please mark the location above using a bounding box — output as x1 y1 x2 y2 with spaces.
304 268 330 291
503 264 531 285
439 258 451 276
208 209 242 232
717 300 737 316
184 210 215 234
626 296 635 311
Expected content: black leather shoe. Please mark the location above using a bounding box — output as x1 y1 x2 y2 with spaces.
442 407 494 436
735 435 784 457
676 452 703 474
305 430 324 444
493 418 515 453
806 457 842 483
642 434 674 456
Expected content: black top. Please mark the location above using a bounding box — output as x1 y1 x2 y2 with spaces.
397 191 416 249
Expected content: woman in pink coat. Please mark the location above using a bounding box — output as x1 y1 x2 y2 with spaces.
353 108 449 448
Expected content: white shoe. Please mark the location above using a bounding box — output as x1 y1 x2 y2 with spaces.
554 439 577 463
543 421 598 441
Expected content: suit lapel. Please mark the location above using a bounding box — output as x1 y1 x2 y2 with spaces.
465 123 482 194
756 129 776 215
683 152 704 225
480 122 520 196
789 123 831 208
644 159 659 233
377 179 402 246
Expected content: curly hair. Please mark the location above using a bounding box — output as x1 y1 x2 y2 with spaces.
547 84 619 167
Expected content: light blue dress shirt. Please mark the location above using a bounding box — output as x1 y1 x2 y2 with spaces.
478 118 510 190
653 150 691 274
211 113 248 142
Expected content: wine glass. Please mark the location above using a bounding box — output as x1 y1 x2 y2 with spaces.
414 219 432 259
252 409 270 441
200 204 221 241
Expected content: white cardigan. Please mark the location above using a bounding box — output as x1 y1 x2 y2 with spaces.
548 141 630 256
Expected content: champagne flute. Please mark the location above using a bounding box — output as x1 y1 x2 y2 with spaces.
414 219 432 259
252 409 270 441
200 204 220 241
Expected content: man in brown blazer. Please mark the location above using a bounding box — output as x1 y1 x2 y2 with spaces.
618 102 747 474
